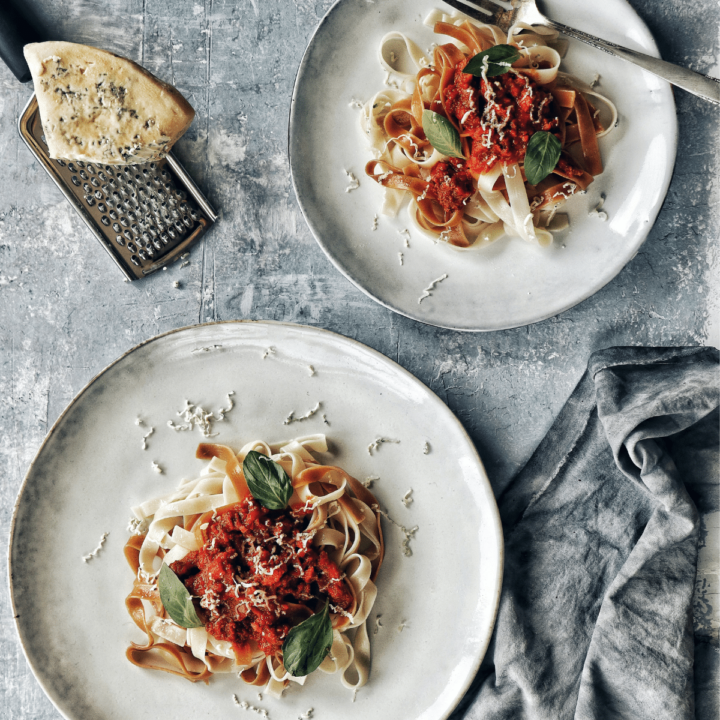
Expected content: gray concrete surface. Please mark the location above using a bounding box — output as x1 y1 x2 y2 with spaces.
0 0 718 717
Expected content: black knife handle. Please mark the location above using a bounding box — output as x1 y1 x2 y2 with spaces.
0 0 43 83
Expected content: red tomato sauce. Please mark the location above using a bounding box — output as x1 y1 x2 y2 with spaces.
171 498 353 656
428 158 475 214
443 58 560 175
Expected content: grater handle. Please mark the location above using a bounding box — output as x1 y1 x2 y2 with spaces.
0 0 43 83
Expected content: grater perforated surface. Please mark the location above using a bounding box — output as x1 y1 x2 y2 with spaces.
18 95 217 280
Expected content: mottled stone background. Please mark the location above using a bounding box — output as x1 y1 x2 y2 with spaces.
0 0 717 717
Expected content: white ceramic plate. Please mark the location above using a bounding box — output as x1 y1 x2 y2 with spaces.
289 0 677 331
9 321 503 720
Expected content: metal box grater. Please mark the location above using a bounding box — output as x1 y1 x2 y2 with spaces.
17 95 218 280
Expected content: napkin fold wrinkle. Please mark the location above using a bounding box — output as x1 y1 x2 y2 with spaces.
461 346 719 720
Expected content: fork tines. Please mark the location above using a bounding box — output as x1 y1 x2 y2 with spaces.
442 0 512 26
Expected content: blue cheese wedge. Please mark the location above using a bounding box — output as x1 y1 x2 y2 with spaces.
23 41 194 164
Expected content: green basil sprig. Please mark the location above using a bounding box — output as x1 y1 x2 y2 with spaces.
243 450 293 510
282 600 333 677
464 44 521 78
422 110 464 159
524 131 562 186
158 564 204 628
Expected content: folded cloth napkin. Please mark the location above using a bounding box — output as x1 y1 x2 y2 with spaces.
460 346 719 720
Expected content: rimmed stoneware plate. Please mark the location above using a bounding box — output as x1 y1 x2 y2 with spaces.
289 0 677 331
9 321 503 720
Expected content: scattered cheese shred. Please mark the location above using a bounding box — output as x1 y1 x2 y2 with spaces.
367 437 400 455
167 392 235 437
284 401 321 425
589 193 608 221
422 441 430 455
192 344 223 353
402 489 414 508
151 461 163 474
418 273 448 304
262 346 276 359
344 169 360 192
82 532 109 563
127 517 148 535
232 695 269 718
373 505 418 556
141 427 154 450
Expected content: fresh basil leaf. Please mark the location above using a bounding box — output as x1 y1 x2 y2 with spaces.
158 564 204 629
464 44 521 78
243 450 293 510
282 600 333 677
422 110 464 159
524 131 562 186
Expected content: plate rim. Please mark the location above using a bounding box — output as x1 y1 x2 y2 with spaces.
288 0 679 333
7 319 505 720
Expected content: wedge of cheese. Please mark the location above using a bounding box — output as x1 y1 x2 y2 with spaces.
24 41 195 165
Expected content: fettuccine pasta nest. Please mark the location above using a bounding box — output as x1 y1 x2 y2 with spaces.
362 9 617 249
124 434 384 698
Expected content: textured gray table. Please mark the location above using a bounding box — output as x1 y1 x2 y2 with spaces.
0 0 717 718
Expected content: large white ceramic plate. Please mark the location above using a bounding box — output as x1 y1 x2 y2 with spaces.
289 0 677 331
9 321 503 720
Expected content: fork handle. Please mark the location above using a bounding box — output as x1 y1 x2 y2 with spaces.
543 18 720 106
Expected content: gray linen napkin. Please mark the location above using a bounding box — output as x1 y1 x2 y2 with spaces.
459 346 719 720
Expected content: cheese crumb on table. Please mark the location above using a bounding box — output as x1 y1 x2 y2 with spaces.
402 489 414 507
422 441 430 455
261 346 276 360
151 462 163 474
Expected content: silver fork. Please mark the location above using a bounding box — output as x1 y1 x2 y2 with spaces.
442 0 720 105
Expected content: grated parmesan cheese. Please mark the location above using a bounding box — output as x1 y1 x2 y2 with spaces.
82 532 109 563
284 401 321 425
418 273 448 304
367 437 400 455
344 169 360 192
